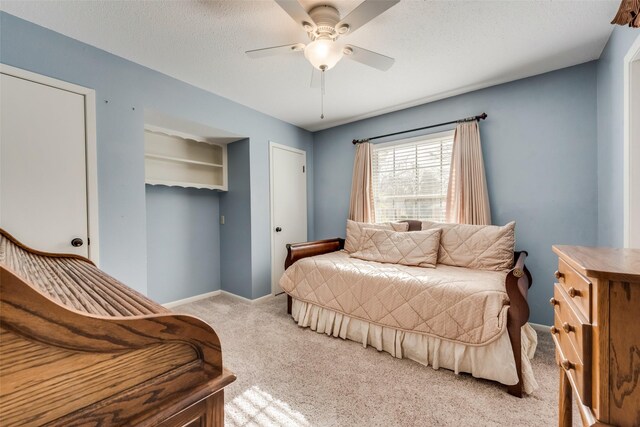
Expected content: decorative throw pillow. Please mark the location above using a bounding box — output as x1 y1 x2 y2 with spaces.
421 220 515 271
344 220 409 253
350 228 442 267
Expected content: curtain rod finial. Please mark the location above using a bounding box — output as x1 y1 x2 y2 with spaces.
479 112 487 120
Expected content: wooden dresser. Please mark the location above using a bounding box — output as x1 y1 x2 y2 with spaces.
0 228 236 426
551 245 640 427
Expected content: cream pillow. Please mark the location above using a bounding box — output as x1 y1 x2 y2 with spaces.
344 220 409 253
350 228 441 267
421 220 516 271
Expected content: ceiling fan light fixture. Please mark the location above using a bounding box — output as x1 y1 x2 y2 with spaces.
304 38 343 70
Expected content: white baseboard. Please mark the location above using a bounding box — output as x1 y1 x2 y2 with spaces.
220 290 273 304
163 290 221 308
163 289 275 308
529 322 551 333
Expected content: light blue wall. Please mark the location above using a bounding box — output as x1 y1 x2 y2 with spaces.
4 11 633 318
0 12 314 299
596 28 639 247
220 139 253 299
146 185 220 303
313 63 599 325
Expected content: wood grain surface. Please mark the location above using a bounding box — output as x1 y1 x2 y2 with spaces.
0 328 197 425
0 229 165 315
553 245 640 282
559 369 573 427
554 245 640 427
0 228 236 426
608 280 640 425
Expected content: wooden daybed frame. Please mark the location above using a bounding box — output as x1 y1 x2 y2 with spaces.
283 220 533 398
0 228 236 426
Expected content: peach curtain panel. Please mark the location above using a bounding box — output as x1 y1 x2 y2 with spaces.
349 141 375 223
445 121 492 225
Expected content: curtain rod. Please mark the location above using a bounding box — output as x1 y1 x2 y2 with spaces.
351 112 487 145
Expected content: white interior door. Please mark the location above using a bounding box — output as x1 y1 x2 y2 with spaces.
625 36 640 249
0 73 89 256
629 58 640 248
270 142 307 294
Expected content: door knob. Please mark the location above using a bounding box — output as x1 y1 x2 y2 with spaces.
71 238 84 247
275 227 282 232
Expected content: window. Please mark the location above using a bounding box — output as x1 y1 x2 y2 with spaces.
372 131 454 222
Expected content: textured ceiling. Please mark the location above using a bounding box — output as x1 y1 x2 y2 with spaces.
0 0 618 131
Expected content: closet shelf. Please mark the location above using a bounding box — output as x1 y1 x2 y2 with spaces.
145 153 222 168
144 128 227 191
145 178 224 191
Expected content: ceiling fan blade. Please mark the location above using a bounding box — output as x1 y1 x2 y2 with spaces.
274 0 317 31
336 0 399 35
310 68 320 88
246 43 305 58
343 45 395 71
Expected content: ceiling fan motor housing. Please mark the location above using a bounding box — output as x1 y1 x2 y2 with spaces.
308 5 341 40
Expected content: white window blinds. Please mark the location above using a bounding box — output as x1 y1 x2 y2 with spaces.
372 132 454 222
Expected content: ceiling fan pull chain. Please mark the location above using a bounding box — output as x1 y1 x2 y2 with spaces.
320 68 325 119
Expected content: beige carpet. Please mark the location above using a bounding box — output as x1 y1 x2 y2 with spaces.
175 293 570 426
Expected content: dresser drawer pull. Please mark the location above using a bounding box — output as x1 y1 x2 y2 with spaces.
554 270 564 280
550 297 559 306
550 326 559 334
562 322 574 333
567 287 581 298
561 359 574 371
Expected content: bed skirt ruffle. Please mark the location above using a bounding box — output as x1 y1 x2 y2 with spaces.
291 298 538 394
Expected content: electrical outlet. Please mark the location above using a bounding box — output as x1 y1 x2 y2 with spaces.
220 215 225 225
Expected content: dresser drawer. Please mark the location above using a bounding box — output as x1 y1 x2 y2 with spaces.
552 284 591 362
556 258 592 321
551 330 591 407
551 284 592 406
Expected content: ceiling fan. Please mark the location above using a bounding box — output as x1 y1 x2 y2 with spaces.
246 0 400 73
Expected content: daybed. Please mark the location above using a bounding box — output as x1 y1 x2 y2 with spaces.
279 219 537 397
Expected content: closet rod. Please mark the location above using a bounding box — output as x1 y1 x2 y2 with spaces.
351 112 487 145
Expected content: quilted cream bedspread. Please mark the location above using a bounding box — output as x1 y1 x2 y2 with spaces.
280 251 511 346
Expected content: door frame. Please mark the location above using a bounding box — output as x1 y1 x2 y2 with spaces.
0 64 100 263
624 35 640 248
269 141 307 295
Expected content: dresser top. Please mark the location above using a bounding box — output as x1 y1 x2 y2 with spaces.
553 245 640 282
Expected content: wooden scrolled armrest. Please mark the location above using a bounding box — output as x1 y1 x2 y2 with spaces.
505 250 533 397
0 229 236 425
284 238 344 269
1 264 236 425
0 266 224 375
0 227 95 266
510 250 529 282
505 250 532 328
